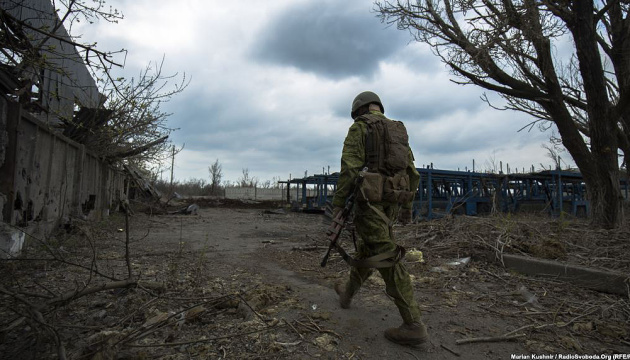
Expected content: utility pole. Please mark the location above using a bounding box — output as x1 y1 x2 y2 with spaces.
170 145 175 189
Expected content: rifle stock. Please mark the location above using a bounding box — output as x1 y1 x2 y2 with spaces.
321 168 366 267
321 204 350 267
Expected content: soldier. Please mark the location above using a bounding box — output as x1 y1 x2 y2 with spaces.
331 91 427 346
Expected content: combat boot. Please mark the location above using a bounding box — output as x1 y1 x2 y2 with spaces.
384 321 428 346
334 283 351 309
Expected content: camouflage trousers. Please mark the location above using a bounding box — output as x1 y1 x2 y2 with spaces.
342 201 422 324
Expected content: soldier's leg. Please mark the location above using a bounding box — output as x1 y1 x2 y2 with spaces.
381 219 422 322
375 208 427 346
336 233 374 308
377 262 422 323
353 202 398 254
335 202 387 307
345 266 373 295
382 268 428 347
343 202 403 302
343 234 374 297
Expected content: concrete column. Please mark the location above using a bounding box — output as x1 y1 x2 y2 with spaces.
72 144 86 217
0 102 21 224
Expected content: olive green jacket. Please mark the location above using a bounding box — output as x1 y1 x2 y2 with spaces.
332 111 420 209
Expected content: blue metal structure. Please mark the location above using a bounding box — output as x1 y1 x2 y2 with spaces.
415 167 630 219
280 173 339 210
283 167 629 218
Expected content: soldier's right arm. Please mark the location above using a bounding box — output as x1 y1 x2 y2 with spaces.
332 122 366 208
404 148 420 210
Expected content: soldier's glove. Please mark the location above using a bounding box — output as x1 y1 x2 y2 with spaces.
398 208 413 225
332 207 343 220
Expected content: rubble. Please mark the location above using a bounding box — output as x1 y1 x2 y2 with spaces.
1 204 629 359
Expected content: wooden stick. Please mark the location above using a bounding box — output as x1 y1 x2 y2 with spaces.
503 324 540 338
440 344 461 356
456 333 525 345
285 319 304 339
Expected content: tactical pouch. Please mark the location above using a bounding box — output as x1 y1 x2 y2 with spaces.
357 171 383 202
383 173 414 204
384 121 410 173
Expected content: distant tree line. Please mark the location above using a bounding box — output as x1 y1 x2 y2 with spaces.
152 159 284 197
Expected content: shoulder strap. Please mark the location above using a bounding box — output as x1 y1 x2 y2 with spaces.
356 114 385 172
333 242 405 268
355 113 383 124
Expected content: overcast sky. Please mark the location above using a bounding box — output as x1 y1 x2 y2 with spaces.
78 0 571 184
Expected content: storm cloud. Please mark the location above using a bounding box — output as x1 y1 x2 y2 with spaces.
253 1 409 79
75 0 567 183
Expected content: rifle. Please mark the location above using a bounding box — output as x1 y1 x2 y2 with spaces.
321 169 366 267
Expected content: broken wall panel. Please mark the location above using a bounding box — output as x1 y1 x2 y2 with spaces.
0 0 102 124
0 104 126 257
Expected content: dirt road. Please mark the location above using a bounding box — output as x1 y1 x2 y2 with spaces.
124 205 629 359
3 202 627 359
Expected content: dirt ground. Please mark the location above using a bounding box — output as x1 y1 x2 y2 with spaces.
1 199 629 359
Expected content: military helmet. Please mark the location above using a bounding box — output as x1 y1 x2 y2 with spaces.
351 91 384 118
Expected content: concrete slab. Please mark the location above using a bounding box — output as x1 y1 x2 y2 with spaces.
0 223 25 259
482 252 629 296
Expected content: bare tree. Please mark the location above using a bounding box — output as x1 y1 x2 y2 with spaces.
271 176 282 189
208 158 223 195
542 131 569 170
376 0 629 228
77 59 187 163
238 168 258 188
484 150 500 174
0 1 187 164
239 168 250 188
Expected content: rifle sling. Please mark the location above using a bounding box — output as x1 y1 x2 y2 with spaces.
358 187 394 227
333 243 405 269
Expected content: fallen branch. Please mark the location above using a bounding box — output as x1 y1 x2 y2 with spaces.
304 316 341 338
48 279 164 306
107 135 169 160
124 324 285 348
457 321 558 345
237 294 268 325
0 297 68 360
284 318 304 339
440 344 461 356
0 222 120 281
291 245 325 251
456 333 525 345
274 341 302 347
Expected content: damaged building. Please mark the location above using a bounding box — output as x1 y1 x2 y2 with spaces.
0 1 128 257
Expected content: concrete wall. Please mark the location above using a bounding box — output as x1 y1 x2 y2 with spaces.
225 187 319 201
0 101 125 257
0 1 123 258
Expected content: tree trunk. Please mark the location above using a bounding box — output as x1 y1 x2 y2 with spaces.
583 170 623 229
588 108 623 228
549 104 623 228
569 0 624 228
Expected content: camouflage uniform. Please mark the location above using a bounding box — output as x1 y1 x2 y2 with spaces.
332 110 421 324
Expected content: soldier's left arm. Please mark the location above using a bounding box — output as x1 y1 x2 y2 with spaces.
332 122 366 208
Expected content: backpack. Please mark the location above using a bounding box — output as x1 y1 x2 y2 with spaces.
355 114 413 204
